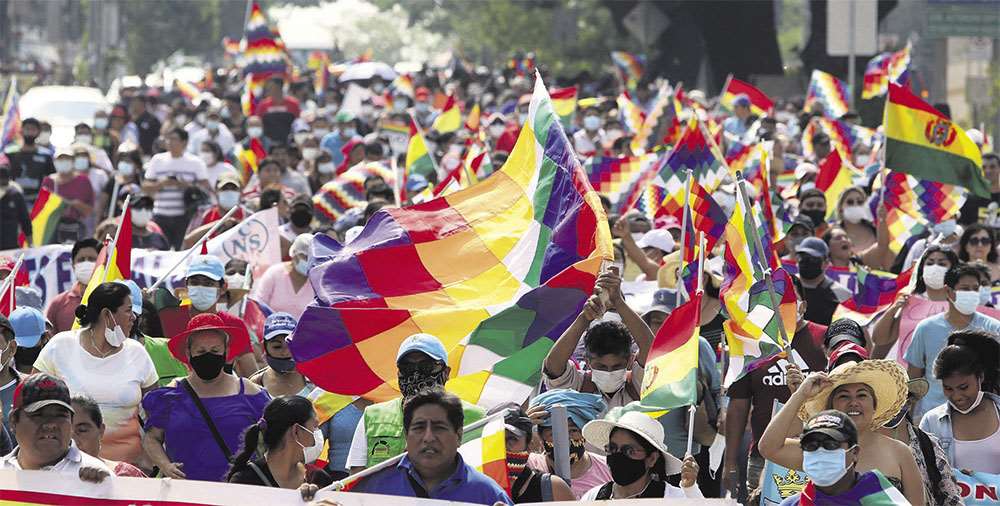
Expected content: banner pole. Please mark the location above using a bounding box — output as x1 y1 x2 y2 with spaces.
148 204 239 291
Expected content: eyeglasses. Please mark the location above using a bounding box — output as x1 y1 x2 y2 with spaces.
397 360 445 376
968 237 992 247
605 443 648 459
800 438 845 452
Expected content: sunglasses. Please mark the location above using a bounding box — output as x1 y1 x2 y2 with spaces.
605 443 648 460
968 237 992 247
397 360 444 376
800 437 846 452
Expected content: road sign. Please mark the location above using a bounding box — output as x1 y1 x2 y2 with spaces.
827 0 878 56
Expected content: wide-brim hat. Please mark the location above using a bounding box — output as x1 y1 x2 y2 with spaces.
582 411 683 476
798 359 907 430
168 313 245 364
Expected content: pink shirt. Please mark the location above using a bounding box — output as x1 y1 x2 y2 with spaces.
527 451 612 499
252 262 315 319
41 175 94 221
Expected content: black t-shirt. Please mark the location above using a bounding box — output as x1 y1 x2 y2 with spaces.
727 322 828 456
134 112 162 155
228 458 333 489
802 278 839 326
8 148 54 206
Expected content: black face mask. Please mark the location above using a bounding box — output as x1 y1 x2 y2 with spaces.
22 135 36 145
798 256 824 279
265 353 296 373
543 438 587 465
290 208 313 228
190 351 226 381
14 346 42 370
801 209 826 227
607 452 649 486
398 368 446 399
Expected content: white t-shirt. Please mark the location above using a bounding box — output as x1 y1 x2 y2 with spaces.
580 480 703 500
204 162 240 189
34 330 158 432
145 152 208 217
346 415 369 468
0 441 112 475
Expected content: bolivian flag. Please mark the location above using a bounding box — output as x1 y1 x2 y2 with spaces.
884 83 987 198
815 150 856 219
431 94 461 134
626 292 701 413
80 206 133 310
18 187 65 247
404 117 436 181
550 86 578 129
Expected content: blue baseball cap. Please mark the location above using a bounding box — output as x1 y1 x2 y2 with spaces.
406 174 429 193
10 307 45 348
796 237 829 259
396 333 448 365
115 279 143 315
186 255 225 281
264 312 298 341
733 94 751 108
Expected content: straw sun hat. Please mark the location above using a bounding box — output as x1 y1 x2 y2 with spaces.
582 411 683 475
797 359 907 430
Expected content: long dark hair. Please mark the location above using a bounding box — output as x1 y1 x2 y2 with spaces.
934 330 1000 394
959 223 998 263
226 395 314 481
74 282 130 327
914 244 960 294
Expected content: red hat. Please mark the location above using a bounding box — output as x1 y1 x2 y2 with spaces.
415 87 430 100
826 341 870 371
168 313 245 365
655 215 682 231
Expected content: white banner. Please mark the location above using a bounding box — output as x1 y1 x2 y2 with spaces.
1 208 282 312
0 469 482 505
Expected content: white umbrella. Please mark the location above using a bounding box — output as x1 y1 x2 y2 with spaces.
338 61 398 83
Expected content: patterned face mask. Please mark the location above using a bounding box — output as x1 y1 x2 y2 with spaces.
398 362 446 399
506 450 530 486
543 438 586 465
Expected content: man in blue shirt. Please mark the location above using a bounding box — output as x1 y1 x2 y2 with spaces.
320 111 360 166
906 263 1000 422
352 388 511 505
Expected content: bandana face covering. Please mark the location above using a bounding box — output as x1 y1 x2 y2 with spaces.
506 450 530 486
398 368 446 399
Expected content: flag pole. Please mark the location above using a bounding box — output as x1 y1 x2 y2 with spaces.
735 171 791 351
676 169 692 309
148 204 240 291
685 404 697 457
0 253 24 314
102 194 131 283
106 178 120 220
238 261 252 318
697 231 705 293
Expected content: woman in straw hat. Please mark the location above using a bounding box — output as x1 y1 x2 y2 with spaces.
879 377 963 506
580 410 702 500
758 359 924 505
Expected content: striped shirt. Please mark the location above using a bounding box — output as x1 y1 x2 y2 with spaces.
145 152 208 217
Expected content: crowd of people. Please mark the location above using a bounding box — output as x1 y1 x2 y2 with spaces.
0 49 998 505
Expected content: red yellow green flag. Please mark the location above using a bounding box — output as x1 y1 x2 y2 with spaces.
815 150 856 219
18 187 65 247
884 83 987 198
80 206 133 309
431 94 461 133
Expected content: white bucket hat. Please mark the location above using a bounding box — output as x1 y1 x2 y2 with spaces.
582 411 683 475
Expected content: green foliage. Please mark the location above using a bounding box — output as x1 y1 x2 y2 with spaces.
119 0 223 74
377 0 632 77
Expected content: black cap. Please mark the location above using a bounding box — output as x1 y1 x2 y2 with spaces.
12 373 74 414
802 410 857 445
824 318 866 349
133 193 154 207
789 215 815 235
798 188 826 203
290 194 312 209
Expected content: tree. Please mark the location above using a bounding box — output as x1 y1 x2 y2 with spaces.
119 0 222 74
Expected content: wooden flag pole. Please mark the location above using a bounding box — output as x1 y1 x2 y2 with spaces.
102 194 131 283
735 171 791 351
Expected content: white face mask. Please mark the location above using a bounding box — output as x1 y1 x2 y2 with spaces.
313 128 330 138
583 115 601 131
488 124 504 137
247 126 263 138
302 148 319 161
922 264 948 290
131 209 152 228
74 261 96 284
54 159 73 174
606 128 624 140
296 424 324 464
226 273 246 289
175 115 189 126
205 120 220 132
199 151 215 165
118 161 135 176
294 133 309 145
854 154 871 167
590 368 627 393
74 157 90 171
980 286 992 306
949 389 985 415
841 205 868 224
37 131 50 144
104 311 128 348
217 190 241 210
188 286 219 311
76 134 93 146
799 181 817 193
94 117 108 130
317 163 335 174
952 290 980 315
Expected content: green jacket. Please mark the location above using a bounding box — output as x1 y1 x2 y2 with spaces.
363 396 486 467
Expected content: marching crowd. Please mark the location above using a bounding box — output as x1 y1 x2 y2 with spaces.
0 52 999 506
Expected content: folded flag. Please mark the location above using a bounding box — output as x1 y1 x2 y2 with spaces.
720 76 774 117
1 77 20 149
815 150 856 219
862 43 911 100
884 83 988 198
289 74 614 401
313 162 396 221
432 94 462 134
804 70 851 119
550 86 578 130
17 187 64 247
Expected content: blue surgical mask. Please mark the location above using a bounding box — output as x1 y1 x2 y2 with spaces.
187 286 219 311
343 128 357 138
802 447 853 487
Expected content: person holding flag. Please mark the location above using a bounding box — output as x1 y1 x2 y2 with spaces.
46 238 99 333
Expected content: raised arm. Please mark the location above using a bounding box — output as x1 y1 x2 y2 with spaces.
543 283 607 378
758 371 833 470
